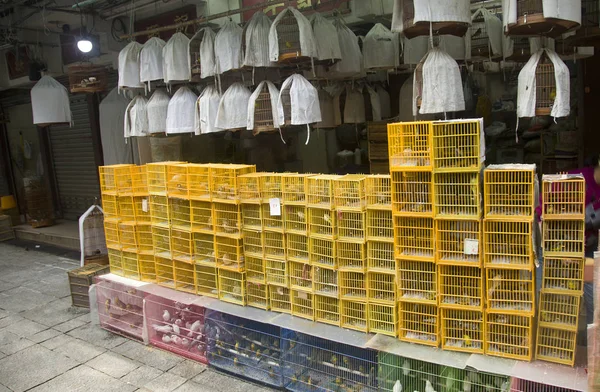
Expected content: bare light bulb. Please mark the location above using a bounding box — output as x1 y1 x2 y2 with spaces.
77 39 93 53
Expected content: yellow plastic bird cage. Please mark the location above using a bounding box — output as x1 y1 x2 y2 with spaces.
337 211 367 241
133 196 151 223
438 265 485 311
310 237 336 269
367 241 395 273
282 234 307 265
365 174 391 210
107 246 123 275
436 219 482 267
542 174 586 219
139 252 156 282
242 229 264 258
264 231 286 260
167 163 191 199
397 260 437 305
483 219 534 269
432 120 482 172
131 165 148 196
275 9 311 64
210 164 256 204
339 271 367 301
441 308 485 354
484 165 536 219
187 164 212 201
538 292 581 332
542 220 585 258
366 209 394 243
171 228 194 263
239 173 263 203
333 175 367 211
291 289 314 321
195 264 218 298
486 268 535 316
155 255 175 288
368 272 396 304
169 198 191 231
308 207 336 239
368 303 397 337
261 203 284 232
266 258 288 287
147 162 184 196
398 302 439 347
337 241 367 272
289 261 313 291
104 220 120 249
241 203 263 231
434 171 482 218
269 285 291 313
102 194 119 220
215 235 244 271
261 173 284 202
507 0 580 37
99 164 134 195
149 195 170 227
174 259 196 293
282 173 313 205
136 224 153 255
541 257 584 295
391 171 433 217
314 295 340 326
341 300 368 332
401 0 469 39
121 250 141 280
190 200 214 234
246 254 266 283
485 312 534 361
314 266 338 297
218 270 246 306
118 196 136 223
394 216 435 262
247 281 269 310
214 202 242 238
306 175 340 209
194 232 215 265
151 225 171 258
387 122 433 170
118 222 138 252
283 205 307 235
535 326 578 366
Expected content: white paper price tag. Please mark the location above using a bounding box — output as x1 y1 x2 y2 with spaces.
269 198 281 216
298 291 308 300
464 238 479 255
142 198 149 212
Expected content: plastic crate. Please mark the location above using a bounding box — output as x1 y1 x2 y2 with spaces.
434 171 482 218
171 228 194 263
283 205 307 235
238 172 263 203
241 203 262 231
155 255 175 288
193 232 215 266
99 164 134 195
121 250 141 280
215 235 244 271
483 219 534 269
365 174 391 209
107 246 123 275
261 173 284 202
147 162 183 195
151 225 171 258
309 237 336 269
485 312 533 361
486 268 535 315
131 165 148 196
314 267 338 297
214 202 242 238
398 302 439 346
286 233 309 263
341 300 368 332
542 219 585 258
306 174 340 208
484 165 536 218
118 196 136 223
210 164 256 203
149 195 170 227
333 174 367 211
102 194 119 219
308 207 336 239
363 245 394 279
289 261 313 292
340 271 367 301
94 277 144 340
118 222 138 252
242 229 264 258
394 216 434 262
174 259 196 293
247 281 269 310
314 295 340 326
266 258 288 287
391 171 433 217
338 211 367 241
432 120 482 171
188 164 212 201
397 260 437 304
104 220 120 248
542 174 586 219
167 163 190 199
133 196 151 223
269 285 291 313
246 255 266 283
282 173 312 205
169 198 191 231
387 121 433 170
195 264 218 298
337 241 367 271
368 303 397 337
190 200 214 234
368 272 396 303
218 269 246 305
541 257 584 295
264 231 286 260
436 219 482 266
139 252 156 282
262 203 284 232
438 265 484 310
535 326 578 366
538 292 580 331
441 308 485 354
366 209 393 242
291 289 314 320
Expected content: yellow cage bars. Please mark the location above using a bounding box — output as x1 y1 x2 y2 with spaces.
483 219 534 270
367 241 395 273
397 260 437 304
436 219 482 266
102 194 119 219
485 312 533 361
441 309 485 354
167 163 191 199
310 237 336 269
368 303 397 337
538 292 581 332
118 222 138 252
434 171 482 218
269 285 291 314
394 216 435 262
107 247 123 275
261 203 284 232
283 205 307 234
104 220 120 249
215 235 244 271
340 271 367 301
289 261 313 291
266 258 288 287
99 164 135 195
187 164 211 201
149 195 170 227
171 228 194 263
131 165 148 196
314 267 338 297
486 268 535 315
121 251 141 280
291 289 314 320
334 175 367 211
214 202 242 238
341 300 368 332
155 255 175 288
242 229 264 258
147 162 184 196
282 173 312 205
260 173 284 202
338 241 367 271
432 120 482 171
118 196 136 223
535 326 578 366
368 272 396 303
247 281 269 310
398 302 439 347
542 219 585 258
241 203 262 231
210 164 256 203
190 200 213 233
194 233 215 266
246 255 266 283
195 264 218 298
218 270 246 306
238 173 263 203
308 207 336 239
438 265 484 310
337 211 367 241
387 121 433 170
541 257 584 295
391 171 433 217
169 198 191 231
541 174 586 219
365 174 391 209
151 225 171 258
366 209 393 242
264 231 286 260
286 233 309 263
174 259 195 293
314 295 340 326
133 196 151 223
484 165 536 219
139 252 156 282
306 174 340 208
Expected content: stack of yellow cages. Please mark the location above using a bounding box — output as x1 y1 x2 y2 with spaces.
536 174 586 366
483 164 537 361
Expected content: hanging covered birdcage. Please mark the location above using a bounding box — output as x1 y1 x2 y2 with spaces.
331 19 362 78
276 74 321 143
124 95 148 138
392 0 471 39
269 7 317 65
363 23 400 71
403 36 429 66
505 36 532 61
166 86 197 135
517 48 570 118
243 12 272 68
556 33 595 60
215 20 244 74
67 63 108 93
31 76 71 126
118 41 143 91
316 88 336 128
503 0 581 37
189 27 216 80
163 32 191 86
311 13 341 64
247 80 281 134
331 84 382 124
147 89 170 134
216 82 251 130
469 7 503 61
195 85 222 135
566 0 600 45
140 37 165 89
376 85 391 119
438 34 470 61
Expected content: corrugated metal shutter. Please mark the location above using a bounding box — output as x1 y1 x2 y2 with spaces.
48 94 100 220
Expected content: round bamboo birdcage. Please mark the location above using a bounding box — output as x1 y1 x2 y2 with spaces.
566 0 600 45
189 29 205 79
470 9 502 61
535 52 555 116
67 63 108 93
252 84 276 134
402 0 469 39
555 35 594 60
277 11 311 64
506 37 532 61
506 0 580 37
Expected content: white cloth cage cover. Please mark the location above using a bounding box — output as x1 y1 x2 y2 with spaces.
195 85 223 135
215 20 243 74
79 204 107 267
403 36 429 65
469 8 503 60
247 80 281 131
343 86 366 124
31 75 71 125
276 74 322 126
502 0 582 32
190 27 217 79
438 34 470 61
243 12 272 68
163 32 191 86
399 78 438 121
166 86 197 135
140 37 166 89
517 48 570 119
269 7 318 62
118 41 144 91
331 19 362 77
365 85 382 122
216 83 251 130
147 89 170 134
376 85 391 119
99 88 133 165
124 95 148 138
316 88 336 128
363 23 400 70
414 47 465 115
311 13 342 62
391 0 471 33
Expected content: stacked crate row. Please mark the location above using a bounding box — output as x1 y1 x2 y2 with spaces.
483 164 537 362
536 174 586 366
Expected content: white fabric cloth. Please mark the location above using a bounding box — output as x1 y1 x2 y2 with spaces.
276 74 321 126
247 81 281 131
438 34 470 61
311 13 341 62
124 95 148 138
331 19 362 78
376 85 391 119
327 83 345 126
163 32 191 85
139 37 165 88
31 75 71 125
470 8 503 60
392 0 471 33
344 86 366 124
403 36 429 65
166 86 197 135
215 20 243 74
502 0 581 29
243 12 272 68
216 82 251 130
269 7 318 62
190 27 217 79
118 41 144 91
316 88 335 128
195 85 223 135
365 85 382 122
415 47 465 115
363 23 399 70
99 88 133 165
146 89 170 134
517 48 570 119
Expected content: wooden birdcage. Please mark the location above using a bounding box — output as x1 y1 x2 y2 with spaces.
470 8 502 61
251 83 277 134
566 0 600 45
506 0 581 37
535 52 555 116
67 63 108 93
506 37 532 62
276 10 310 64
401 0 469 39
555 35 595 60
189 29 206 79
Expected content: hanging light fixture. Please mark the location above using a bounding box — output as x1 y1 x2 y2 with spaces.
77 28 93 53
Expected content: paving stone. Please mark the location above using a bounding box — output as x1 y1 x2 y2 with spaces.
21 298 86 327
0 314 24 328
113 341 184 371
0 337 35 355
0 279 20 293
112 339 147 359
168 360 207 379
0 383 11 392
0 329 20 346
143 372 187 392
121 365 164 388
0 287 56 312
29 328 61 344
4 318 47 337
54 317 88 333
53 338 106 362
173 380 213 392
28 365 137 392
67 323 127 349
39 334 77 350
86 351 140 378
192 370 273 392
0 309 9 319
